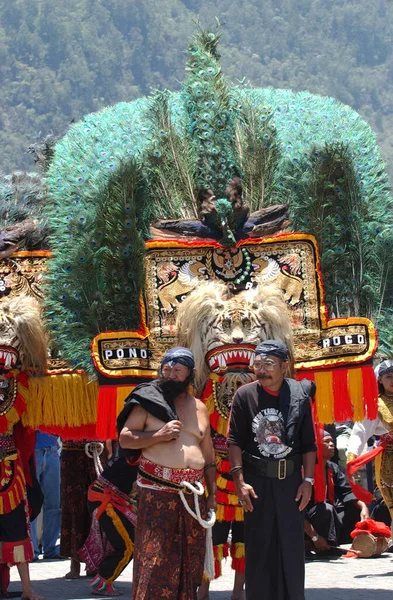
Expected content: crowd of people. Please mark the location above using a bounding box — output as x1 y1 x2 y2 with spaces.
3 343 392 600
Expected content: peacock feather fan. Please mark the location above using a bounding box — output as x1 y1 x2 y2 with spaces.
43 25 393 369
183 24 242 197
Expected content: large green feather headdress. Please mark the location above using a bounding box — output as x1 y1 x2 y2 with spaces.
43 26 393 370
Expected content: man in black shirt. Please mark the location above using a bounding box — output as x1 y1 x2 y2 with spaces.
228 340 317 600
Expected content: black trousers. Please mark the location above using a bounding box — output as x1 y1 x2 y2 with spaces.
88 499 135 583
307 501 361 545
212 520 244 545
243 469 304 600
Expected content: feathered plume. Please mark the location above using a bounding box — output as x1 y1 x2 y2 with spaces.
45 161 146 368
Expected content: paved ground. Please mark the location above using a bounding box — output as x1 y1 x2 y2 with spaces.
7 549 393 599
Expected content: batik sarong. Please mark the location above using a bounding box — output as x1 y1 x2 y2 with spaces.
132 457 206 600
60 440 101 560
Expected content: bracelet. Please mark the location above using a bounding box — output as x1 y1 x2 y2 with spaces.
229 465 243 474
204 462 216 471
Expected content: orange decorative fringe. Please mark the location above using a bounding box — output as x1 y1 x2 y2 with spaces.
217 475 236 494
21 372 98 438
216 504 244 522
231 542 245 573
216 456 231 474
213 543 229 578
348 368 365 421
297 364 378 424
0 461 26 515
313 371 334 423
201 376 228 436
217 490 240 506
213 542 245 578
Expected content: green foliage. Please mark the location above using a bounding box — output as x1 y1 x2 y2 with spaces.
3 0 393 186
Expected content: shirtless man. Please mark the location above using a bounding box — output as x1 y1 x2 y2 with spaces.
118 347 216 600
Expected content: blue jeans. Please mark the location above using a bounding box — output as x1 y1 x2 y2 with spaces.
31 446 61 558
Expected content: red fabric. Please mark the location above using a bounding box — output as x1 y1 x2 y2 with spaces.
327 466 335 504
96 386 117 439
1 538 34 565
350 519 391 539
13 422 35 488
346 445 384 504
213 543 229 579
88 487 130 520
343 550 359 559
313 415 325 503
231 556 245 573
362 366 379 420
38 423 98 440
333 369 352 422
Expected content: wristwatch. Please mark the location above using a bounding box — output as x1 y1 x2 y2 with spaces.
311 534 319 542
304 477 314 485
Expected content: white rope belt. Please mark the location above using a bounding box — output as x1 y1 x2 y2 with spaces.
179 480 216 580
85 442 104 477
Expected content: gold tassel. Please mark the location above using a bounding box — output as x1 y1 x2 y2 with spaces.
234 507 244 521
314 371 334 423
232 542 245 558
348 368 365 421
21 374 98 429
216 505 225 521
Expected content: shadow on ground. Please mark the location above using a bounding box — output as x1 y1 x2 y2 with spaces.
7 579 131 600
305 590 391 599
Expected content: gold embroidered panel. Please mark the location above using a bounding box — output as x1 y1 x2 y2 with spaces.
92 234 377 377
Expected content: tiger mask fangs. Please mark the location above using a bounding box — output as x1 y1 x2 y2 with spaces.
176 279 294 396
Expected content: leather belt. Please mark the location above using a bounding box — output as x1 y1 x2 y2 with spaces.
242 451 301 480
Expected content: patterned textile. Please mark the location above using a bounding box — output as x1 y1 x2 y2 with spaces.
132 486 206 600
60 441 99 560
78 507 114 575
79 477 136 581
137 455 204 493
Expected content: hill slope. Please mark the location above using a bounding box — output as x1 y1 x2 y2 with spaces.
1 0 393 180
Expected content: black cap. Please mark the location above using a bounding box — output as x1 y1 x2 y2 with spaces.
255 340 289 361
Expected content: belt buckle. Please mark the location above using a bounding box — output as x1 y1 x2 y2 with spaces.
278 459 286 480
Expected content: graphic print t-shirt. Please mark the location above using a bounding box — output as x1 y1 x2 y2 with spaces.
228 381 292 460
